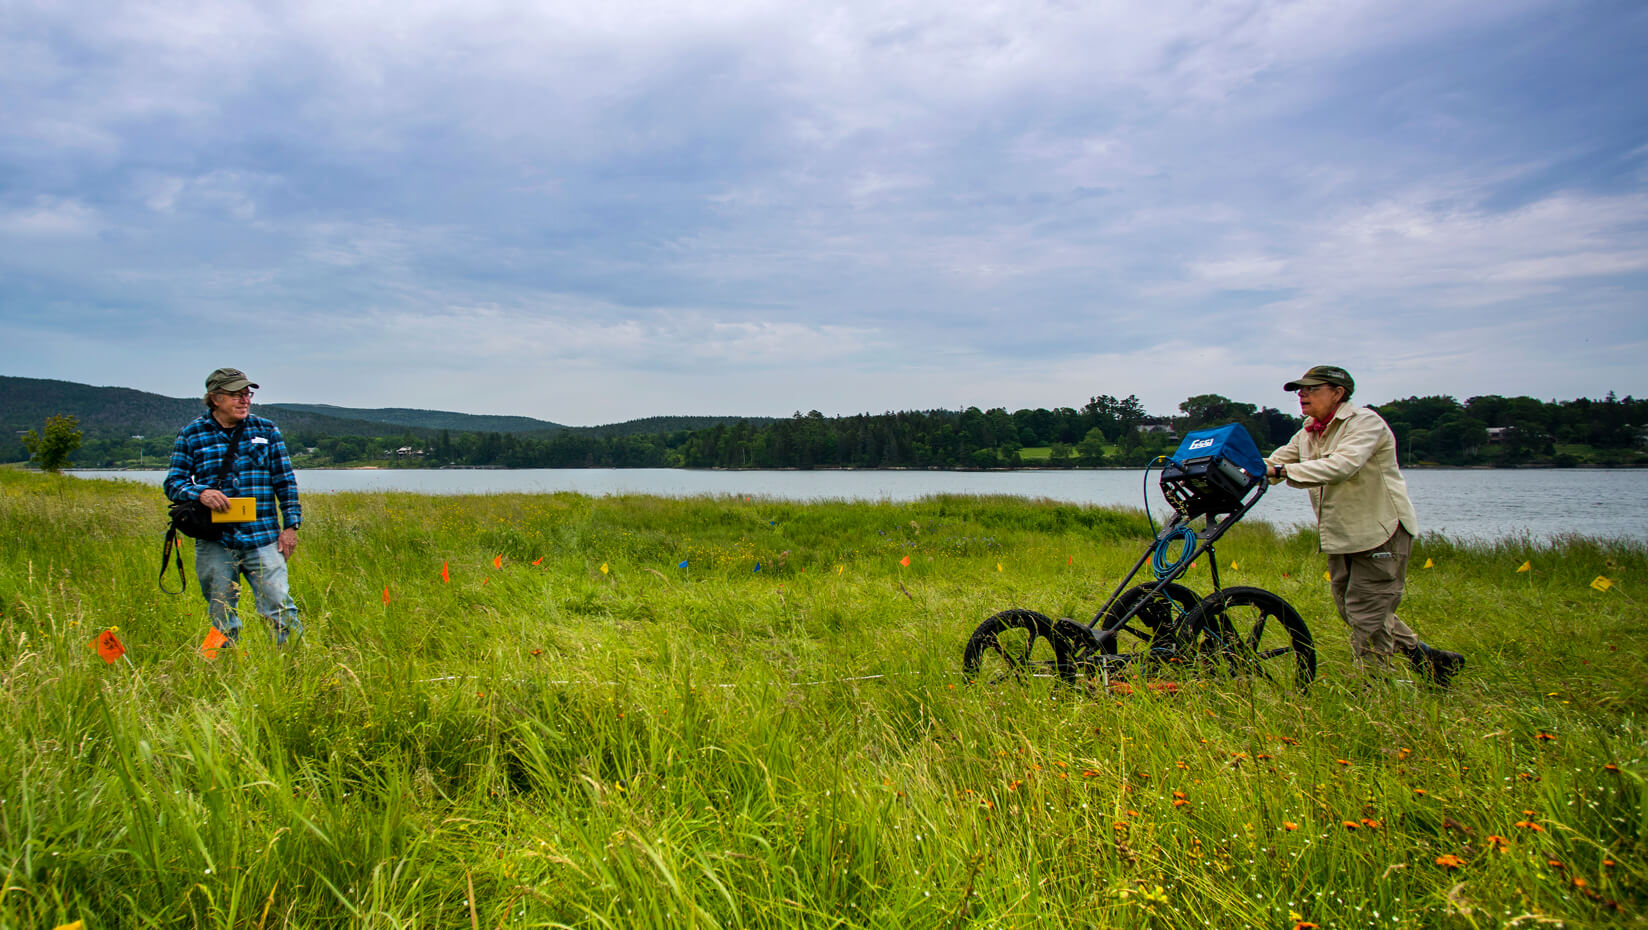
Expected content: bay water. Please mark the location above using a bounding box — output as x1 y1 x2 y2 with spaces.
72 467 1648 543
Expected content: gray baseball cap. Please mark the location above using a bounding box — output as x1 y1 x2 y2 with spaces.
205 367 259 393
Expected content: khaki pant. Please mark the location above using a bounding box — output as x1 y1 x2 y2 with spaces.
1328 526 1420 665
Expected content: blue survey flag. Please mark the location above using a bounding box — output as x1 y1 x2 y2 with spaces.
754 563 762 572
678 559 689 568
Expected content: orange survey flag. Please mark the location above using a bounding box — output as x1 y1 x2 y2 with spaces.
494 554 504 569
899 555 911 567
382 585 391 604
92 629 126 664
200 627 229 660
441 561 450 583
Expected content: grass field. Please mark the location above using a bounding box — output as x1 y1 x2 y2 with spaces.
0 468 1643 928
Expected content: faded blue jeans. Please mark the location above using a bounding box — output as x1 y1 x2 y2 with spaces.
195 539 301 645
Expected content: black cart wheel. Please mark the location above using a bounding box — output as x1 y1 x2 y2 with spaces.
1091 582 1202 657
963 609 1076 684
1181 586 1316 688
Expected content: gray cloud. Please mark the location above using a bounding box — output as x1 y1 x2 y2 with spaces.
1 0 1644 422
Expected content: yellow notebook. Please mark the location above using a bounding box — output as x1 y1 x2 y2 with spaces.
211 497 257 523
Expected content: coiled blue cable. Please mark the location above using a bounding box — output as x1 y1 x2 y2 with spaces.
1143 454 1198 579
1152 524 1199 579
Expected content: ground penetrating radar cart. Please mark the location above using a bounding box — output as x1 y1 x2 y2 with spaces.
962 424 1317 691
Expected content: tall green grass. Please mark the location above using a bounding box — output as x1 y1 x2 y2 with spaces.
0 468 1642 928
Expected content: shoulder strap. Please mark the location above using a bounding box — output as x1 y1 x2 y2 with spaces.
159 525 187 595
215 421 247 485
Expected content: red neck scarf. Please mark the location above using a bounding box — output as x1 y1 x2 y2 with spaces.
1305 404 1342 435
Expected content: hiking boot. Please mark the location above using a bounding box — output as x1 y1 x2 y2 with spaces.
1408 642 1466 687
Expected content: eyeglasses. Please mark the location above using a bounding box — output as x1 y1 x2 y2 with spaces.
1295 385 1332 397
220 390 254 400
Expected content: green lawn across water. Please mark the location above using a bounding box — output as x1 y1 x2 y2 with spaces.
0 468 1642 928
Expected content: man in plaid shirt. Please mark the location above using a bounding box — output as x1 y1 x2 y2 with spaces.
165 367 303 645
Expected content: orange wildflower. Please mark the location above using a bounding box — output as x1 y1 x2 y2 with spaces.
1335 759 1351 767
1603 859 1616 868
1173 791 1187 799
1081 769 1101 778
1535 732 1556 742
1360 818 1382 829
1295 923 1318 930
1283 822 1298 831
1173 799 1189 808
1486 835 1509 851
1603 763 1620 773
1514 820 1545 832
1006 780 1022 791
1341 821 1360 830
1413 788 1428 796
1547 859 1564 869
1435 854 1466 869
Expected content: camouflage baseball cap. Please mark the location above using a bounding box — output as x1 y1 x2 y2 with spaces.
205 367 259 393
1283 365 1354 393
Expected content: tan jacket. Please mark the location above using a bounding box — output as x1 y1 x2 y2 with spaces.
1265 402 1418 554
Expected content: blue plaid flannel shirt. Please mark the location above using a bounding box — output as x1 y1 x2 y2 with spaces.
165 413 302 549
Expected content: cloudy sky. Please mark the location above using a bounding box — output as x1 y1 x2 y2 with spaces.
3 0 1644 424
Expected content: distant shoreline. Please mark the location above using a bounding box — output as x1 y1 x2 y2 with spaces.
53 462 1648 473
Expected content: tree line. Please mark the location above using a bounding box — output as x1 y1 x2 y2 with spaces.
20 392 1647 471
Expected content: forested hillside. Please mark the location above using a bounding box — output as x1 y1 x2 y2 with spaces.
0 377 437 442
269 403 566 435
